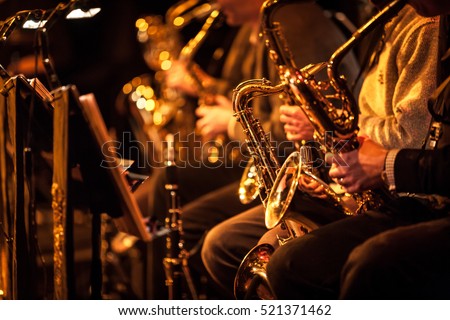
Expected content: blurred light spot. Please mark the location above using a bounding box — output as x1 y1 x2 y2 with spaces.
122 83 132 95
161 60 172 71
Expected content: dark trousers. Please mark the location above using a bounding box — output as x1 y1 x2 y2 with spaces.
266 198 450 299
135 164 245 219
177 182 259 298
200 193 351 299
182 181 259 258
201 205 268 299
340 215 450 299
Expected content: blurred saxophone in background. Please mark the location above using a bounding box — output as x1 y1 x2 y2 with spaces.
115 1 222 170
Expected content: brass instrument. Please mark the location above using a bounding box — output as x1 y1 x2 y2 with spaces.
233 79 283 206
238 157 259 204
177 8 233 165
166 0 216 29
232 78 323 299
265 0 407 227
234 0 406 299
136 0 218 72
123 2 222 168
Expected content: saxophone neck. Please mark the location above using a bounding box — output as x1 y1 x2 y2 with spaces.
261 0 298 71
233 78 287 114
233 78 270 113
177 9 222 94
178 9 222 62
166 1 219 29
328 0 406 88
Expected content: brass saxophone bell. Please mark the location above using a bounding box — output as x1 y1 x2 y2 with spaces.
238 157 260 204
265 151 302 229
265 145 363 230
234 243 276 300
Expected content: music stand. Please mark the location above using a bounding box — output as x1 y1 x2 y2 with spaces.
0 74 55 299
50 86 152 299
74 92 151 241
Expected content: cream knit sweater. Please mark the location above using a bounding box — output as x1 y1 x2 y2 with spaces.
358 5 440 149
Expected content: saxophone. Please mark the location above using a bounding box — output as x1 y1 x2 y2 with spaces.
234 0 406 299
120 1 221 168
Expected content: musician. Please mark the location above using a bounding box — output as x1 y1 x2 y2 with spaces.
331 0 450 299
154 0 360 299
200 0 363 299
203 0 438 299
139 0 264 227
140 0 361 299
265 1 448 299
145 0 359 245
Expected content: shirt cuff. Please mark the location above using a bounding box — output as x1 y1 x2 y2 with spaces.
383 149 400 192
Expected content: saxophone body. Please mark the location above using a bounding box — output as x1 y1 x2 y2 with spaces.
233 79 284 206
234 0 406 299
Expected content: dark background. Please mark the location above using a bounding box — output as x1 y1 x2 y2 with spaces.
0 0 180 126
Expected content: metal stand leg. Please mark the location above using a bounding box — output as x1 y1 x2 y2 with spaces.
162 134 198 300
163 189 198 300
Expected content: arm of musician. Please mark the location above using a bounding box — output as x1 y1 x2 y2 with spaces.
326 136 450 197
279 105 315 142
327 137 388 194
298 175 328 199
195 94 234 141
358 18 439 149
165 60 228 98
279 105 327 197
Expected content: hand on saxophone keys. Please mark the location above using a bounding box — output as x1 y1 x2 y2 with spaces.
279 105 315 142
164 60 216 98
195 94 233 141
164 60 199 97
327 136 389 194
297 175 328 200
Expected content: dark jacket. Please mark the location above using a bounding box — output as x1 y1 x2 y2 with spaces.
395 15 450 197
395 76 450 197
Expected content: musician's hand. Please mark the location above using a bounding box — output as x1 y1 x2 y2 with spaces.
327 137 388 193
164 60 208 97
195 95 233 140
298 175 328 199
279 105 315 142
